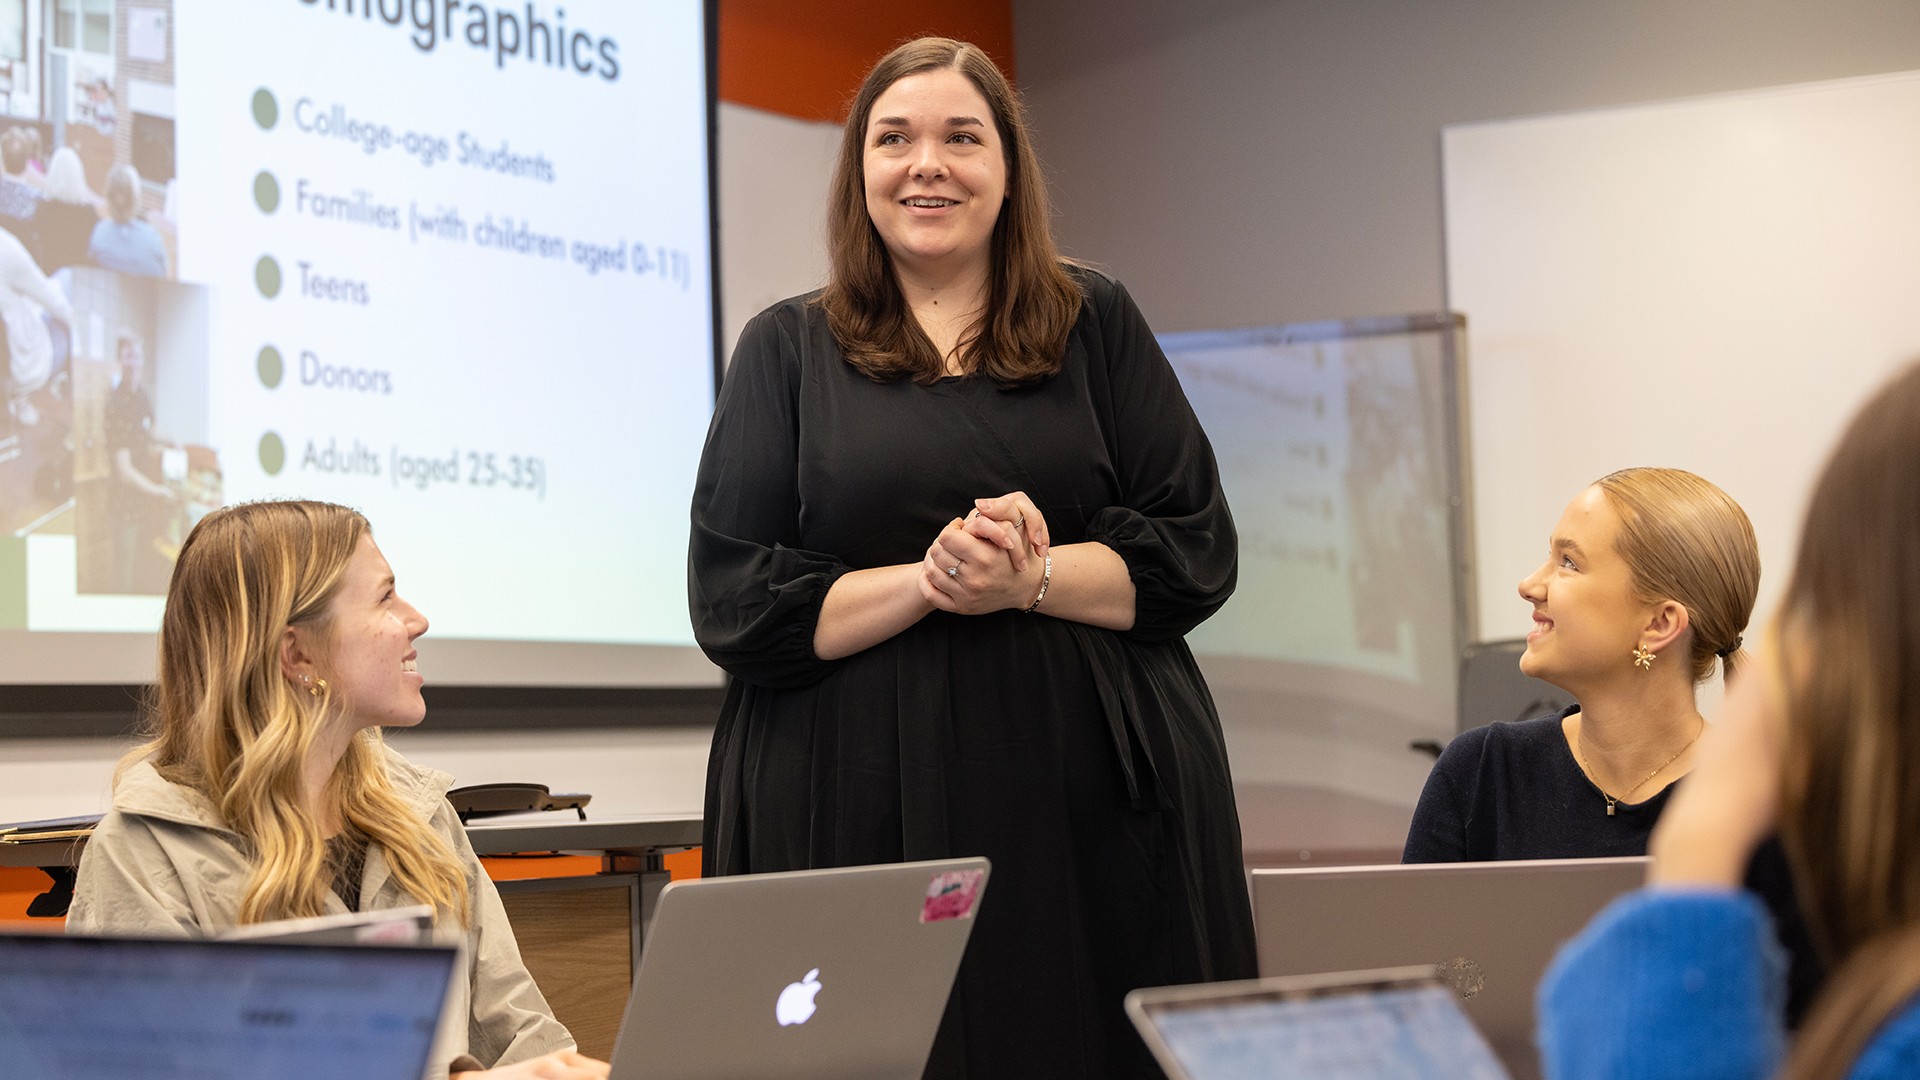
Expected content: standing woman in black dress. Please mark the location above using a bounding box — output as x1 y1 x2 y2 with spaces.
689 36 1254 1079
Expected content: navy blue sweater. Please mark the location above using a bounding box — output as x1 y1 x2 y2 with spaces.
1404 708 1824 1025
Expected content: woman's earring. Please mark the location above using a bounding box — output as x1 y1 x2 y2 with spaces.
1632 646 1656 671
310 677 327 698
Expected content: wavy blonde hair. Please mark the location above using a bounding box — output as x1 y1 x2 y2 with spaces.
1774 362 1920 1079
1593 467 1759 683
126 500 470 926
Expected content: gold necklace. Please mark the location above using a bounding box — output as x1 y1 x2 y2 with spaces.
1573 724 1703 816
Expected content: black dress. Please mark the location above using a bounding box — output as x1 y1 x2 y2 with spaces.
1403 707 1826 1026
689 268 1257 1079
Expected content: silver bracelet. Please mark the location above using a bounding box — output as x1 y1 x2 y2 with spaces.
1023 552 1052 613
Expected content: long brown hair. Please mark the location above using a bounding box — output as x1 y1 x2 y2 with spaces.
1593 467 1759 683
128 500 471 926
817 36 1081 385
1775 362 1920 1079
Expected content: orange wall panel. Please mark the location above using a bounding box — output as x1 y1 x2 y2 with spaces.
660 846 701 881
480 854 607 882
0 866 61 926
720 0 1016 123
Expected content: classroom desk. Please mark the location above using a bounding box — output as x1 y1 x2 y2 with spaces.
467 812 702 1058
465 812 702 864
466 812 703 954
2 812 702 1059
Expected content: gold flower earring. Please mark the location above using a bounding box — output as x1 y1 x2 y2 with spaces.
1632 646 1656 671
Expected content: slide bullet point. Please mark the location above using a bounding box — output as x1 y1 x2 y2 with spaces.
252 88 277 130
256 256 281 298
258 345 283 388
259 432 286 476
254 171 279 214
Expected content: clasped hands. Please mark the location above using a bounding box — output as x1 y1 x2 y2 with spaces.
920 491 1050 615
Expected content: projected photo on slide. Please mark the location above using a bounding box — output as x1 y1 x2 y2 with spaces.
0 241 73 546
67 268 216 596
1 2 718 685
0 1 179 281
0 266 213 617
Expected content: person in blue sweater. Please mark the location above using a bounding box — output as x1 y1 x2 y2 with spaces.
1539 360 1920 1080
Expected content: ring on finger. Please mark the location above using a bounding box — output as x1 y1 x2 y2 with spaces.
1013 514 1026 529
945 565 961 578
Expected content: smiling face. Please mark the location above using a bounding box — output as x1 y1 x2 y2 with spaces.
318 535 429 731
861 67 1008 280
1516 486 1658 692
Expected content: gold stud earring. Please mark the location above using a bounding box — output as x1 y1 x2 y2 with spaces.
1632 646 1656 671
310 677 328 698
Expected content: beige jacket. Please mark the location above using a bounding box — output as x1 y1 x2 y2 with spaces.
67 747 574 1075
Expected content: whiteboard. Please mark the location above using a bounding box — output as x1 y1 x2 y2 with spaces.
1446 70 1920 648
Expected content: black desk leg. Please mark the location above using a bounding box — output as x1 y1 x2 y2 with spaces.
27 866 76 918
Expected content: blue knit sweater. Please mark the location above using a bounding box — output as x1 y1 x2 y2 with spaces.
1537 889 1920 1079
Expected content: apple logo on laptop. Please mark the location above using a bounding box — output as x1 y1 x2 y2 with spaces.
776 968 822 1026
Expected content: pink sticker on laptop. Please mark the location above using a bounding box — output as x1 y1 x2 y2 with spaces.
921 869 985 923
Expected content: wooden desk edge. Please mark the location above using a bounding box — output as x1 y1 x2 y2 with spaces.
0 815 705 869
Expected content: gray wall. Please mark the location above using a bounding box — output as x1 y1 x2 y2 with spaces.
1011 1 1920 847
1014 0 1920 329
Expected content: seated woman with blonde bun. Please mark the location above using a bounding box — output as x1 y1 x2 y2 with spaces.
1403 467 1821 1021
1407 467 1759 854
1539 362 1920 1079
67 500 609 1080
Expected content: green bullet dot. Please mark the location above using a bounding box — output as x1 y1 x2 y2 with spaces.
259 432 286 475
256 255 281 298
257 345 283 388
252 88 278 130
253 171 279 214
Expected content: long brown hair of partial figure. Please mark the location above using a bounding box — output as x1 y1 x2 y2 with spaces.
1777 361 1920 1079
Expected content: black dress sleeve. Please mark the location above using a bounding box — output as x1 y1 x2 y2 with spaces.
1402 724 1497 863
688 305 851 689
1079 275 1238 641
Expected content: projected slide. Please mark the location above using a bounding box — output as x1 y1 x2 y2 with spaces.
1160 318 1468 820
0 2 714 663
1163 324 1460 687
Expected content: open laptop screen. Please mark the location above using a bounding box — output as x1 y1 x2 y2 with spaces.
0 933 456 1080
1131 970 1511 1080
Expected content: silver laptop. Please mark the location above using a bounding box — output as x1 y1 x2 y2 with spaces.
610 856 990 1080
1127 966 1511 1080
1252 857 1645 1080
0 930 458 1080
219 904 437 945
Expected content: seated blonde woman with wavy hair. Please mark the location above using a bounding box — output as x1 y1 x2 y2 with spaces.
69 500 608 1080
